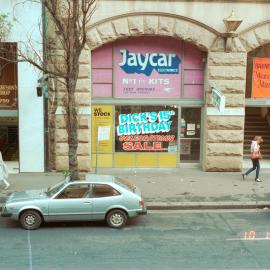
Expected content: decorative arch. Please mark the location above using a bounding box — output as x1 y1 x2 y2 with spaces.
86 12 219 51
239 20 270 52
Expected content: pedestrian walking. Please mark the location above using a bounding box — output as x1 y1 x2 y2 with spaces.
242 136 263 182
0 152 10 189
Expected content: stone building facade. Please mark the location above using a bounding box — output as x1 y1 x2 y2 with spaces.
49 0 270 172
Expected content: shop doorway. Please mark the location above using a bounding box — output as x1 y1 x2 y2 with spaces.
244 107 270 160
244 43 270 163
180 108 201 162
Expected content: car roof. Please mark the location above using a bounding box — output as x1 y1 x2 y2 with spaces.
84 174 115 183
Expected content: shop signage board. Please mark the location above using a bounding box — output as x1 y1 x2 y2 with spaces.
252 58 270 98
91 105 113 153
0 43 18 110
0 84 17 109
115 107 178 152
114 37 182 98
211 86 225 113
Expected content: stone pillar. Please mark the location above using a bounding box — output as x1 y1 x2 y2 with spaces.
202 51 247 171
54 47 92 172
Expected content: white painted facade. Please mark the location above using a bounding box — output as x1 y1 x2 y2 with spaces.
1 0 44 172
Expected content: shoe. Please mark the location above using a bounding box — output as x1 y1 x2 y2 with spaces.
255 178 262 182
4 182 10 189
242 173 245 180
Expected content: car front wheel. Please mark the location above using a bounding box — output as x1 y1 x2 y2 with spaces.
20 210 42 230
106 209 127 229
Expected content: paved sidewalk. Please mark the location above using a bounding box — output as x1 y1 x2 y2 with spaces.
1 167 270 210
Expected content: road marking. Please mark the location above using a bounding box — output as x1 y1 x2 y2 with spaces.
148 209 269 214
27 230 33 270
227 238 270 241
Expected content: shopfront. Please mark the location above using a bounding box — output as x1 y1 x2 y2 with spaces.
91 36 206 168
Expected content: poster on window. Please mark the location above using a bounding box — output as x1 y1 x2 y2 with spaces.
92 105 113 153
115 105 178 152
252 58 270 98
114 37 181 98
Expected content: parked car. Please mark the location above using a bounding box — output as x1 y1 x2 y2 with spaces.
1 174 147 230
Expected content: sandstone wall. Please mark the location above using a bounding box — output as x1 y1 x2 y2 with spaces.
202 51 247 171
49 47 92 172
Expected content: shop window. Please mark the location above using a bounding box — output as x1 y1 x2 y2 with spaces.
115 105 178 153
180 108 201 161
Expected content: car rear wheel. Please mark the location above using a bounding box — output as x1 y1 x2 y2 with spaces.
106 209 127 229
20 210 42 230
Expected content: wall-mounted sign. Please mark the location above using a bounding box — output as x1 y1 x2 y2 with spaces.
0 85 17 109
115 106 178 152
252 58 270 98
92 105 113 153
211 86 225 112
114 37 181 98
0 43 18 110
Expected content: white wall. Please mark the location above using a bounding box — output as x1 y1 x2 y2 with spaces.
1 0 44 172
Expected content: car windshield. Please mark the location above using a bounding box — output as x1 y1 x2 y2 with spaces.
46 181 66 198
115 178 135 192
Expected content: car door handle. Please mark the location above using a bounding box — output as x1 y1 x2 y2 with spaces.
83 202 91 204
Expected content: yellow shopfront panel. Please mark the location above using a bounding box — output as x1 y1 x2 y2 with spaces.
115 153 136 167
92 154 113 167
136 153 158 167
158 153 177 167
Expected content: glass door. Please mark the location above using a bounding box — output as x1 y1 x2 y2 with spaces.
180 108 201 162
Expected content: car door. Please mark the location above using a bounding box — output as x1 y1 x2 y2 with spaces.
90 184 122 220
48 183 93 221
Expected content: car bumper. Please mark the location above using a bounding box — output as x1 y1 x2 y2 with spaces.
136 208 147 215
1 212 12 218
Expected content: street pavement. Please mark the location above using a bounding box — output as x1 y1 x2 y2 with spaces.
1 165 270 210
1 210 270 269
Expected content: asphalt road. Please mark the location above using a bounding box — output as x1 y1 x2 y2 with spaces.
1 210 270 270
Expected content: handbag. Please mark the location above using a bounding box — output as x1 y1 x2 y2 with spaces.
251 150 262 160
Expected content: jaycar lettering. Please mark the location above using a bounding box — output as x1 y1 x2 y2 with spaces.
119 49 181 76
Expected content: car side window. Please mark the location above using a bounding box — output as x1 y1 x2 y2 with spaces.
91 184 120 198
56 184 90 199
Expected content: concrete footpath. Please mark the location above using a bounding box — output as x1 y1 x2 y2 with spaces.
1 167 270 210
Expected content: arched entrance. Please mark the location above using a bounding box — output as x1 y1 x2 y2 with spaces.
239 22 270 167
84 13 220 169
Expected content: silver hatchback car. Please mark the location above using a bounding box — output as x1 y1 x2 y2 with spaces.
1 175 147 230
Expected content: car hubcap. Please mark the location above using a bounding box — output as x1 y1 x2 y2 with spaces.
111 213 123 226
25 215 35 226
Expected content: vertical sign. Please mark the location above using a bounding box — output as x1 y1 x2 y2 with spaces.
252 58 270 98
114 37 181 98
92 105 113 153
0 43 18 109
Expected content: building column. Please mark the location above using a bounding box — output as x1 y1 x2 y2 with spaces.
53 47 92 172
202 51 247 171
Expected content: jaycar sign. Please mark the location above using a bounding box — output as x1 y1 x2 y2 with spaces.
114 37 182 98
119 49 180 76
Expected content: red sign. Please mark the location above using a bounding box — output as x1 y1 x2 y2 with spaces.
252 58 270 98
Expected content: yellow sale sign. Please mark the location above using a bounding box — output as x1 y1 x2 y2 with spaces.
252 58 270 98
91 105 113 153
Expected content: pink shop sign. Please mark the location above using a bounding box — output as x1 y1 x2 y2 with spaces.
114 38 181 98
